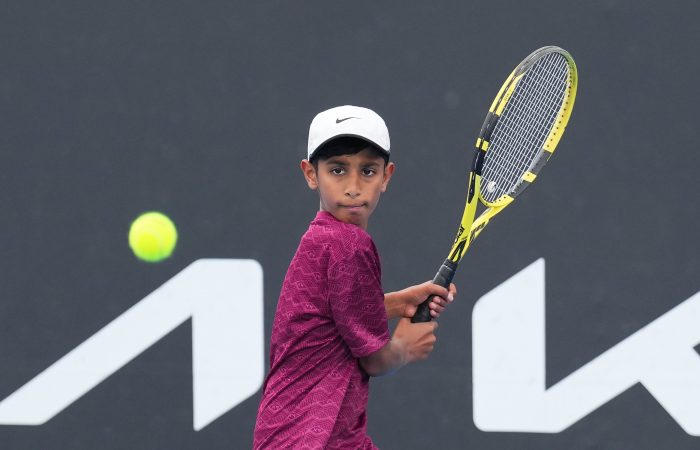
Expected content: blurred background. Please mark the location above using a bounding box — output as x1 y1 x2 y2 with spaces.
1 0 699 448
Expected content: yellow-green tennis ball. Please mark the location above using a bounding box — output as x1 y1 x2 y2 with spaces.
128 212 178 263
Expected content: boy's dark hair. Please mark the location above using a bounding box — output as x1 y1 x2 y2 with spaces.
310 137 390 168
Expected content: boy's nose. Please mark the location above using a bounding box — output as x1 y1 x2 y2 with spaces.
345 174 361 198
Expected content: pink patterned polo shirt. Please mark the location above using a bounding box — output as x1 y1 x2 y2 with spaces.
254 211 390 449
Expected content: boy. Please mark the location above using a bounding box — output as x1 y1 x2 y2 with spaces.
253 105 456 449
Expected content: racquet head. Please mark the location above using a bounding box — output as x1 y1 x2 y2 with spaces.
476 46 578 208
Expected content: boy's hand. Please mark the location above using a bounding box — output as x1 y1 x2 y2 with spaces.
362 283 455 376
393 318 438 363
359 318 439 376
385 282 457 320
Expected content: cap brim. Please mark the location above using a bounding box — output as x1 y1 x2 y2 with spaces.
308 134 390 159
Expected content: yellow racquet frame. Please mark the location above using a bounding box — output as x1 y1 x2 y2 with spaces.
412 46 578 323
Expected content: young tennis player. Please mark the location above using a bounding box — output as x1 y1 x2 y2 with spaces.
253 105 457 449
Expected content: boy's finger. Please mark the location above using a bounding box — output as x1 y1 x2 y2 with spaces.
423 282 450 299
430 297 446 308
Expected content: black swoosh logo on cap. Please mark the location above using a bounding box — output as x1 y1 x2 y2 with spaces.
336 117 359 123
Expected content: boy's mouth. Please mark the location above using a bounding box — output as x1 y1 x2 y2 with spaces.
340 203 366 210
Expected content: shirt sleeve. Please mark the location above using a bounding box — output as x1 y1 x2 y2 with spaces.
327 232 390 359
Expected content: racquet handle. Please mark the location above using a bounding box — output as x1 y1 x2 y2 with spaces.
411 259 458 323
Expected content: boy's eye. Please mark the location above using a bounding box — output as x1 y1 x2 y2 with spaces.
362 168 377 176
330 167 345 175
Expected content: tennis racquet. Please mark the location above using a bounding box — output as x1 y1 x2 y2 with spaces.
412 46 578 323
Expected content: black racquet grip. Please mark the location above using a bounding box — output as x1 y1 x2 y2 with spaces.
411 259 458 323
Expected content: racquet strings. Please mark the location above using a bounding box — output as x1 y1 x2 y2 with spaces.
480 52 570 204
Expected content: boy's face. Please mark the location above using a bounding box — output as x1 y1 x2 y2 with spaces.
301 148 395 230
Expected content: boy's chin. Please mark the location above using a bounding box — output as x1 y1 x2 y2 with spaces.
329 209 368 228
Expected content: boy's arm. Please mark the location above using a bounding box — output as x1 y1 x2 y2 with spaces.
359 319 438 377
384 282 457 320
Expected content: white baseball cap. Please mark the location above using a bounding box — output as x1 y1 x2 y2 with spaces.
307 105 391 159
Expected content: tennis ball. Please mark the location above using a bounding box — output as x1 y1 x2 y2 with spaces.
128 212 178 263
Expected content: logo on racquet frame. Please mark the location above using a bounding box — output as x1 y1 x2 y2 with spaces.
453 225 465 245
450 222 487 262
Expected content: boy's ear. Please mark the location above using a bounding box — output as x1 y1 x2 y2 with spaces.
381 162 396 193
300 159 318 190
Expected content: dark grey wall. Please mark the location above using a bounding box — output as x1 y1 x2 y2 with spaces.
1 1 699 448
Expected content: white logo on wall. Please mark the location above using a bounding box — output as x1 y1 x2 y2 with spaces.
0 259 264 431
1 257 699 435
473 258 700 436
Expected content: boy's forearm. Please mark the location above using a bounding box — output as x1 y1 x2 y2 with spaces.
359 338 407 377
383 291 404 319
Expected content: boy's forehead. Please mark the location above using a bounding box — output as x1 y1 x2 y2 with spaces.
323 151 384 164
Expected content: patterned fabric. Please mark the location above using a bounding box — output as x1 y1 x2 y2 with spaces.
254 211 390 449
